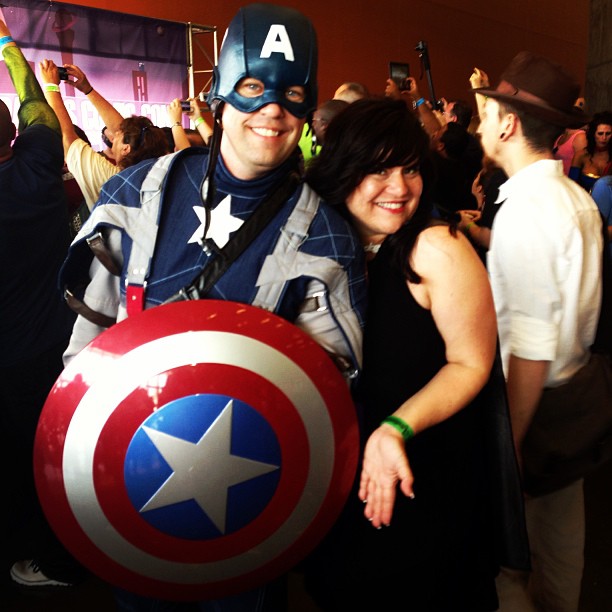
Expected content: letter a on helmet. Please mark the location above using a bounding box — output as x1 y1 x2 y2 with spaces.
208 3 318 118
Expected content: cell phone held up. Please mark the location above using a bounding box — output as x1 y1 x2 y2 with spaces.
389 61 410 91
57 66 69 81
180 100 192 112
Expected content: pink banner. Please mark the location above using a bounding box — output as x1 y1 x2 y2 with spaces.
0 0 187 149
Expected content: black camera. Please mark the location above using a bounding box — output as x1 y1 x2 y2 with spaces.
57 67 69 81
180 100 192 112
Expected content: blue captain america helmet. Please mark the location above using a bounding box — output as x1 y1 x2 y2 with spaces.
208 3 318 119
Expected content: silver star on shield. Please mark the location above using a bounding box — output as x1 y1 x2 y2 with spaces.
139 399 279 534
188 195 243 248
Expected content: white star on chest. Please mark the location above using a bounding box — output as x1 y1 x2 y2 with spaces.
188 195 244 248
138 399 279 534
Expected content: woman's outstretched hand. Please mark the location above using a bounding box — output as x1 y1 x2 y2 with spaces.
358 424 415 528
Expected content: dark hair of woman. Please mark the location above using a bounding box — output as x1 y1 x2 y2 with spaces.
118 115 170 169
305 97 434 282
586 111 612 156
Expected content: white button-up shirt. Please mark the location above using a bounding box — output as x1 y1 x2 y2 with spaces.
488 159 603 387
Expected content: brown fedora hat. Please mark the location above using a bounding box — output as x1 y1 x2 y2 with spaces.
472 51 587 128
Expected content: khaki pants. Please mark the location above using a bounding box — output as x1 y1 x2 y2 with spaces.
496 479 585 612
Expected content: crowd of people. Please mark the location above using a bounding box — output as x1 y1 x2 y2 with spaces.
1 2 610 612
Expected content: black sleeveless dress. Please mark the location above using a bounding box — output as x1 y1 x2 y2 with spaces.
305 238 502 611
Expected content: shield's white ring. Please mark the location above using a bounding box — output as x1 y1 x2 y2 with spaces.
63 330 334 583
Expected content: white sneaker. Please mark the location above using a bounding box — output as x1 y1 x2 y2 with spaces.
10 559 74 588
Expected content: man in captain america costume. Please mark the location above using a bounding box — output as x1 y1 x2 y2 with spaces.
60 2 364 376
52 3 366 611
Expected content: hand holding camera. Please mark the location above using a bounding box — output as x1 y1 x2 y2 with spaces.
60 64 94 95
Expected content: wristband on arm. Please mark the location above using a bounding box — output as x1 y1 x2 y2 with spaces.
380 415 415 441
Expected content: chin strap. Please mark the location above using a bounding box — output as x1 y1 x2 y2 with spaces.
196 101 225 255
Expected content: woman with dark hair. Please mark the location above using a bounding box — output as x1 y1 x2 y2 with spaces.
304 98 519 610
570 110 612 191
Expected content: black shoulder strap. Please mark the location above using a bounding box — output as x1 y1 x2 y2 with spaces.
164 172 301 303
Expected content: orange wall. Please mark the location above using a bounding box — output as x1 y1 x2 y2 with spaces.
66 0 590 110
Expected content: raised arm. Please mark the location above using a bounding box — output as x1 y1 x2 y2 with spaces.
167 98 191 151
187 97 212 145
0 16 59 133
39 58 80 156
404 77 443 138
470 67 489 119
63 63 123 136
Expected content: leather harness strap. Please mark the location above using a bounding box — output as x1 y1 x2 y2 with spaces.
64 288 117 328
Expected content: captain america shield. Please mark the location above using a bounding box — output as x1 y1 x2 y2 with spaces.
34 300 358 601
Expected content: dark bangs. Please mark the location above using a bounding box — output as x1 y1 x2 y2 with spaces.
306 98 431 208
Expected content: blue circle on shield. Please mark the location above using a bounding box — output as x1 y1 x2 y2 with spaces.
124 394 281 540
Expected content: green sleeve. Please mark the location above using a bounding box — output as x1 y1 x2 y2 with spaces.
2 45 61 134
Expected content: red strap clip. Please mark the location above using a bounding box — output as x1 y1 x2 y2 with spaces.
126 284 145 317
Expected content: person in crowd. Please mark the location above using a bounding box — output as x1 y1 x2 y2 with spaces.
166 97 192 151
569 110 612 191
167 97 212 151
429 121 480 216
442 98 473 127
184 96 213 145
63 124 92 237
385 75 443 136
50 4 366 610
591 175 612 269
307 98 348 158
553 101 587 176
303 97 523 611
457 158 508 263
0 11 81 590
99 125 116 163
299 80 368 162
473 52 603 612
442 98 484 185
39 60 169 210
333 81 369 103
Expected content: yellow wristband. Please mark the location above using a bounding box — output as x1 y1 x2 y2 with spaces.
194 116 205 127
44 83 61 93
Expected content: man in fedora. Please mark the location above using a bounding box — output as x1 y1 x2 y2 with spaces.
473 52 603 611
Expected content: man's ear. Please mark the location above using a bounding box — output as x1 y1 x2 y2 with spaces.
499 111 518 141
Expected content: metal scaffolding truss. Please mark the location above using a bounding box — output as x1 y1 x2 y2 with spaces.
186 21 218 102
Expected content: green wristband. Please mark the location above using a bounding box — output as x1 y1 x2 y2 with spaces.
194 116 205 127
380 415 415 441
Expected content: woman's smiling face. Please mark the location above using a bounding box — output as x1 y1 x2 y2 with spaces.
345 165 423 245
